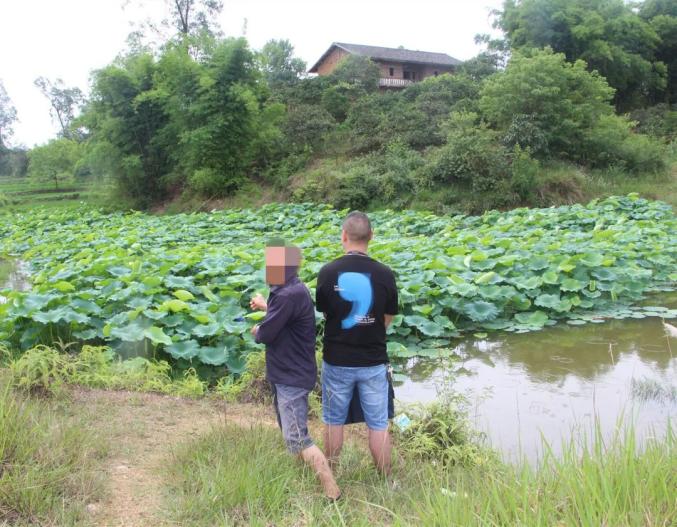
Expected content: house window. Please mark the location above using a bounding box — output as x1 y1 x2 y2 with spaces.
403 70 411 80
412 71 416 80
389 67 394 77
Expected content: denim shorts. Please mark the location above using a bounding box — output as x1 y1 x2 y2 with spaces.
321 361 389 431
271 383 314 455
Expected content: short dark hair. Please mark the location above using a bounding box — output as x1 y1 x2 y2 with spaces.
342 211 372 242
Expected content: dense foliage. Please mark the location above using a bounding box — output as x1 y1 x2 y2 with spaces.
1 196 674 374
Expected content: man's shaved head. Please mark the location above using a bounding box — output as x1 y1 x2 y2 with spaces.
342 211 372 243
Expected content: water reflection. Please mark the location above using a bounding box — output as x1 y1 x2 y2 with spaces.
396 316 676 461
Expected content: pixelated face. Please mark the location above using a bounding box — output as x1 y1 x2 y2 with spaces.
265 245 301 285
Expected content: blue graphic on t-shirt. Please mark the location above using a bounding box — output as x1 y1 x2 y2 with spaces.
337 272 373 329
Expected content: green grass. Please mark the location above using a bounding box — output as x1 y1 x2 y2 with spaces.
0 379 108 526
162 421 676 526
0 176 118 212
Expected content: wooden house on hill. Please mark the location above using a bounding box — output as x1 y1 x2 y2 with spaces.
309 42 462 88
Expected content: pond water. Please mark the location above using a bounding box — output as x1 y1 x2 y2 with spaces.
395 313 676 462
0 259 30 303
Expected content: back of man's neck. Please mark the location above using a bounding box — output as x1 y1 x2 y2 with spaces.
345 246 369 255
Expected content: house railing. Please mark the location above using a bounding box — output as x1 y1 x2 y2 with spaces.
378 78 414 88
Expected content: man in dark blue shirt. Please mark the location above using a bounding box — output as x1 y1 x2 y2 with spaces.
250 242 340 500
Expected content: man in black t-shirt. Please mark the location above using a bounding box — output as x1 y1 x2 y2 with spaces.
316 211 398 474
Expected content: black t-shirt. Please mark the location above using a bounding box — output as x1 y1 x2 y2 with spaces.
316 253 398 367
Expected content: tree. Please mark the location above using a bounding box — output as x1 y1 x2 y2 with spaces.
33 77 84 139
0 80 18 150
28 138 83 189
259 39 306 88
330 55 380 92
479 48 615 159
84 52 173 205
496 0 666 110
640 0 677 103
126 0 224 45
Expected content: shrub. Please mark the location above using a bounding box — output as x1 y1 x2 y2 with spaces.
584 114 667 174
423 112 510 192
9 345 72 397
395 392 493 467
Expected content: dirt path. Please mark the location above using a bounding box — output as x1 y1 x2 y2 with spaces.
72 389 275 527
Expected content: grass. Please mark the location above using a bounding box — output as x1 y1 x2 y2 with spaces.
162 420 676 526
0 378 108 526
632 377 677 403
0 176 118 212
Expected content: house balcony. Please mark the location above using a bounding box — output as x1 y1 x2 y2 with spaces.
378 77 414 88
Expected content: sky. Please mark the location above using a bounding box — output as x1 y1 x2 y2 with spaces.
1 0 504 147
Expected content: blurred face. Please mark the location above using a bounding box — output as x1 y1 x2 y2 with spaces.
265 246 301 285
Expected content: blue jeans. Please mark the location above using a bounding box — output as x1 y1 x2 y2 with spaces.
321 361 389 431
271 383 314 454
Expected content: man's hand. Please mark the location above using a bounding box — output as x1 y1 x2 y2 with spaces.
250 293 267 311
250 324 259 337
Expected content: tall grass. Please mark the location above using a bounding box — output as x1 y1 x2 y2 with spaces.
0 380 107 525
163 421 676 526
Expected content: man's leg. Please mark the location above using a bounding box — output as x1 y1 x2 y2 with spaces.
323 424 344 469
368 428 392 475
300 444 341 499
274 383 340 499
321 361 354 469
356 365 391 475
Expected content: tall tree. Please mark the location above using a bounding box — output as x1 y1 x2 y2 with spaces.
640 0 677 104
0 80 18 150
496 0 666 110
33 77 84 140
259 39 306 88
126 0 224 45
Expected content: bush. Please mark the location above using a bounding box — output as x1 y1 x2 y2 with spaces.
584 114 667 174
630 103 677 142
283 104 336 152
480 48 615 161
423 112 510 192
395 392 493 467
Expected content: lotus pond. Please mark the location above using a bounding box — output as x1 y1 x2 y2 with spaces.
0 195 675 376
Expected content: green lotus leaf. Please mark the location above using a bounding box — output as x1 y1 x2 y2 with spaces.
32 307 69 324
541 270 559 284
534 294 560 309
464 301 499 322
166 339 201 360
578 253 603 267
73 328 98 340
110 322 146 342
199 345 229 366
164 275 194 289
474 271 497 285
192 321 221 338
403 315 445 337
591 268 617 281
513 276 542 290
108 266 132 277
244 311 266 321
528 257 550 271
226 352 248 373
53 281 75 292
144 326 173 346
173 289 195 301
514 311 549 327
561 278 585 291
159 299 190 313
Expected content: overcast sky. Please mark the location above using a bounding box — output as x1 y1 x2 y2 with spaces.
1 0 503 147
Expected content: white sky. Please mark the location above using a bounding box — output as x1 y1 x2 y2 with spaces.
1 0 503 147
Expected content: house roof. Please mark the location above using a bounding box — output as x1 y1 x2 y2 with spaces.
309 42 462 73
